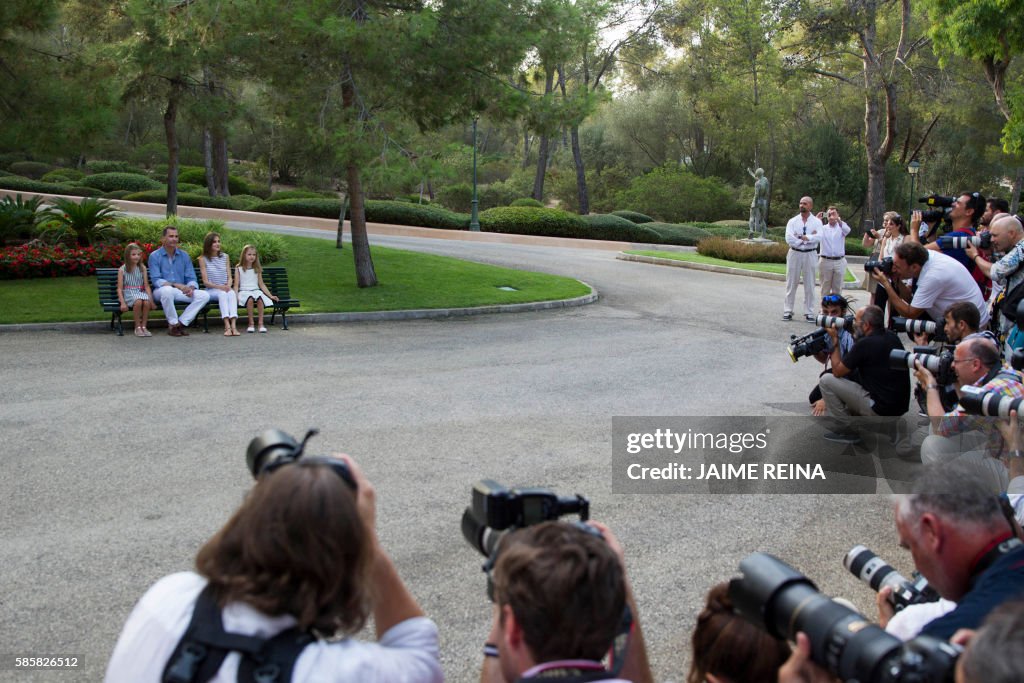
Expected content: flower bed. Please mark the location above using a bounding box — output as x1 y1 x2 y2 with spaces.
0 242 156 279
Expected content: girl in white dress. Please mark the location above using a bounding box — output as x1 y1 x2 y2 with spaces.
235 244 279 333
117 243 153 337
198 232 240 336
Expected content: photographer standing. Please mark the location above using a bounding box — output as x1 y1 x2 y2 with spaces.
783 196 823 322
105 455 442 683
968 214 1024 352
816 206 850 298
913 335 1024 491
919 192 990 298
480 521 652 683
818 305 910 444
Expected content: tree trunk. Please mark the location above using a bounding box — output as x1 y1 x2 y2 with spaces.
532 135 549 202
570 124 588 215
203 128 216 195
164 86 181 218
214 130 229 196
341 43 376 287
336 191 347 250
522 126 532 169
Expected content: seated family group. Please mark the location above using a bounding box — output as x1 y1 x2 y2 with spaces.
116 226 279 338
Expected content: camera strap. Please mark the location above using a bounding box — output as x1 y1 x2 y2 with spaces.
969 535 1023 583
162 584 314 683
517 605 633 683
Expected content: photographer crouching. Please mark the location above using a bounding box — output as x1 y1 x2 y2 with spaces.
808 294 856 417
105 431 442 683
818 305 910 445
913 334 1024 492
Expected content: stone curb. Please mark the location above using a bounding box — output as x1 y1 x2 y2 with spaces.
616 252 865 290
0 284 599 334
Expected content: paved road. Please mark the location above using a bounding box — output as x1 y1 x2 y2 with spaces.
0 223 903 682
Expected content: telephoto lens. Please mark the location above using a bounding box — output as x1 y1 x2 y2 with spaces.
957 386 1024 417
815 314 854 330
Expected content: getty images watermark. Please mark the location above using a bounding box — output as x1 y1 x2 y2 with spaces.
612 416 921 494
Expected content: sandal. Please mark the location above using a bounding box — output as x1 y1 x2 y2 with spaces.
231 329 241 336
224 330 233 336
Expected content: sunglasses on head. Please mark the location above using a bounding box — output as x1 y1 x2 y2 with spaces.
822 295 845 305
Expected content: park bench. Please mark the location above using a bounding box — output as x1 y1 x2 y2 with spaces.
96 266 300 335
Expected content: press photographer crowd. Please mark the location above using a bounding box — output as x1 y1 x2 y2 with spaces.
97 193 1024 683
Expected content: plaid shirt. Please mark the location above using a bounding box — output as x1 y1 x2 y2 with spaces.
938 366 1024 457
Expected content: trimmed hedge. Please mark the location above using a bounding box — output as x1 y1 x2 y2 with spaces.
479 207 587 237
510 198 544 208
644 223 712 246
102 190 133 199
178 182 205 194
117 216 287 264
8 161 54 179
121 190 237 209
42 168 86 183
86 160 146 174
178 169 263 197
582 214 662 242
0 176 88 195
251 198 341 218
611 210 654 224
60 186 105 197
228 195 264 210
696 236 789 263
81 172 162 193
267 189 332 202
250 198 470 230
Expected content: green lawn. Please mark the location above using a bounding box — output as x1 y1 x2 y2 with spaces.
625 250 858 282
0 233 591 324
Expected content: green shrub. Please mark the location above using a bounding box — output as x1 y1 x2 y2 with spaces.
178 168 258 197
403 193 430 204
435 183 473 212
102 190 132 199
611 210 654 224
61 186 105 197
42 168 86 183
226 195 263 210
0 176 69 194
86 160 145 174
696 236 788 263
178 182 205 194
251 198 341 218
0 194 47 241
8 161 54 179
582 214 662 242
81 172 162 193
436 182 516 212
365 200 468 230
41 197 123 246
510 197 544 208
845 237 870 256
701 225 763 241
479 207 587 238
614 166 741 223
267 189 332 202
121 190 237 209
0 153 28 169
116 216 286 264
644 223 712 246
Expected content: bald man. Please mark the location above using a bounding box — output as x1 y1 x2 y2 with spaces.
969 214 1024 351
783 196 822 321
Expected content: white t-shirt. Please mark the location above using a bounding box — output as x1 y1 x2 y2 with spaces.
104 572 443 683
910 250 990 327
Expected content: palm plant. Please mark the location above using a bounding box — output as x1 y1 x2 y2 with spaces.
0 194 46 242
42 197 123 246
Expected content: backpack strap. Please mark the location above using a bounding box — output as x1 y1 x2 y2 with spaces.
237 628 316 683
163 585 274 683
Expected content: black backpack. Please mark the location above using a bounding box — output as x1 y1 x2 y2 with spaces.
162 585 315 683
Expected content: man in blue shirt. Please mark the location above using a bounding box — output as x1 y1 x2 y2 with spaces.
148 226 210 336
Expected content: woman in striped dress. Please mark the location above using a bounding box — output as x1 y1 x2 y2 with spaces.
117 243 153 337
198 232 240 336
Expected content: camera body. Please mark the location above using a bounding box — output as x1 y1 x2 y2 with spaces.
844 545 940 612
788 328 829 363
245 428 355 489
462 480 591 599
864 256 894 275
891 317 947 343
730 552 960 683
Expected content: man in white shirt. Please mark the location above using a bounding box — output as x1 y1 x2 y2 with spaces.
783 196 823 321
816 205 851 297
872 241 990 329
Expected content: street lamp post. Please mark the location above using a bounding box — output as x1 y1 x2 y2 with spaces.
907 160 920 218
470 117 480 232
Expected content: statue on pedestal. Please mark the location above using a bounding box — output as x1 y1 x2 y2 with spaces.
747 167 769 239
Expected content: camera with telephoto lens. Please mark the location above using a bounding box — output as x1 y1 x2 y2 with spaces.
729 552 960 683
957 386 1024 418
864 256 894 275
844 545 940 612
787 328 828 363
889 349 955 386
937 232 991 251
892 317 947 343
461 480 592 600
815 314 855 331
245 428 356 489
